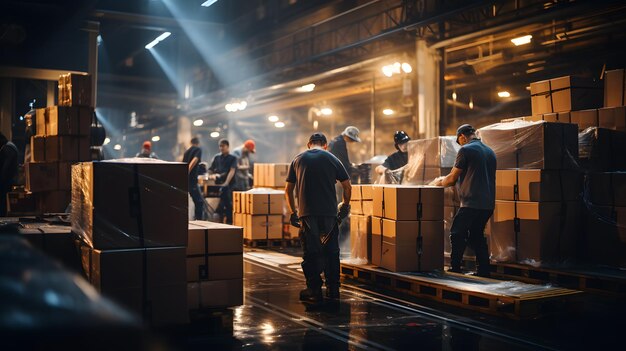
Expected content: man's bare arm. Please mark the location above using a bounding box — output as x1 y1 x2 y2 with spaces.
285 182 297 214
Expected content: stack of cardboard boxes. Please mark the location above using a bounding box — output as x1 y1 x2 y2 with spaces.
349 185 373 262
187 221 243 309
72 161 189 326
233 189 284 241
253 163 289 189
371 185 444 272
24 73 93 213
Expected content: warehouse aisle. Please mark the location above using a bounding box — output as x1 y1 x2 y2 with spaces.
218 250 542 351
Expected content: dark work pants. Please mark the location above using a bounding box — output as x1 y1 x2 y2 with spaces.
450 207 493 274
217 186 233 224
189 181 204 220
300 216 340 291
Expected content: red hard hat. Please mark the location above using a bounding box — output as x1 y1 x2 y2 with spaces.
143 141 152 150
244 139 256 153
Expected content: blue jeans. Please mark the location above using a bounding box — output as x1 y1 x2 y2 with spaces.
450 207 492 274
189 182 204 220
300 216 340 291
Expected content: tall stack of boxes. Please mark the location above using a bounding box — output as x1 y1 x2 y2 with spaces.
26 73 93 213
253 163 290 189
187 221 243 309
371 185 444 272
72 161 189 326
349 185 373 262
233 189 284 241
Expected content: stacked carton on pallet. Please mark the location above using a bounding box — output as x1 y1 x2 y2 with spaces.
371 185 444 272
349 185 373 263
187 221 244 309
233 189 284 241
23 73 93 214
72 160 189 326
253 163 289 189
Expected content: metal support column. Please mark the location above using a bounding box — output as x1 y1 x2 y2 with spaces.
85 21 100 107
370 73 376 156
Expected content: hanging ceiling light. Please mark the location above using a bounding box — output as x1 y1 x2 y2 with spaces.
113 144 122 150
320 107 333 116
296 83 316 92
193 119 204 126
151 136 160 142
511 34 532 46
210 131 220 138
382 108 394 116
103 137 110 145
274 122 285 128
497 91 511 98
268 115 279 122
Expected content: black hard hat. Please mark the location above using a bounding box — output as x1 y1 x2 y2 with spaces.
309 132 327 144
393 130 411 145
456 124 475 144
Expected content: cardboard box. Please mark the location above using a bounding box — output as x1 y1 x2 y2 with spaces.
372 185 384 218
233 212 243 227
81 245 188 325
350 200 363 215
570 109 598 131
44 136 90 162
71 162 188 249
530 76 602 115
25 162 59 192
382 185 444 221
246 190 284 214
233 191 242 213
187 279 243 309
253 163 289 187
7 191 39 215
22 225 77 269
380 219 444 272
478 121 579 170
362 200 373 216
585 205 626 267
406 136 459 168
59 73 93 107
585 172 626 207
501 113 571 123
495 170 582 202
46 106 93 136
187 221 243 281
35 108 46 136
578 128 626 171
598 106 626 132
604 69 625 108
489 200 581 263
244 214 282 240
352 185 374 200
31 136 46 162
349 214 371 261
371 217 383 266
403 167 451 185
38 190 71 213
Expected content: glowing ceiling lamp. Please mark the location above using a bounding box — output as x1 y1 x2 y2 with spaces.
145 32 171 49
193 119 204 126
201 0 219 7
498 91 511 98
268 115 279 122
320 107 333 116
511 35 532 46
274 122 285 128
382 108 394 116
151 136 160 142
210 131 220 138
296 83 315 92
103 137 110 145
113 144 122 150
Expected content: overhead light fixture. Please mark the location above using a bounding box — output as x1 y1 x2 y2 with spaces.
498 91 511 98
225 99 247 112
313 120 319 130
320 107 333 116
382 65 393 77
151 136 160 142
296 83 315 92
145 32 171 50
201 0 219 7
383 108 394 116
511 34 532 46
103 137 110 145
113 144 122 150
268 115 279 122
210 131 220 138
452 91 457 101
469 96 474 110
193 119 204 126
274 122 285 128
401 63 412 73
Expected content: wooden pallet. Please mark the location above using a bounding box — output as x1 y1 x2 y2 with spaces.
244 238 285 248
444 254 626 297
340 263 582 320
188 308 234 334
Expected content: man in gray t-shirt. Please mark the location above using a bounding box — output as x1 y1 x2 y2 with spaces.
433 124 496 277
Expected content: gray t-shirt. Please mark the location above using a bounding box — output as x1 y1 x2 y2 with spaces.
454 139 496 210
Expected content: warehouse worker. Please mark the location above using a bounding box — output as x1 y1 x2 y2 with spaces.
0 132 19 216
135 141 159 159
375 130 411 175
231 139 255 191
329 126 361 176
432 124 496 277
286 132 351 303
208 139 237 224
183 137 203 220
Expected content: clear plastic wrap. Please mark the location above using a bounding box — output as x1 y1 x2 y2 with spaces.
348 214 371 264
582 172 626 267
403 136 459 185
71 159 189 249
578 127 626 171
477 120 579 169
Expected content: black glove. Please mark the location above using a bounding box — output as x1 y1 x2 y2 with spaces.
290 212 301 228
337 202 350 223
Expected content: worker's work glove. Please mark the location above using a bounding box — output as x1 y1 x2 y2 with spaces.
290 212 301 228
429 176 445 186
337 202 350 223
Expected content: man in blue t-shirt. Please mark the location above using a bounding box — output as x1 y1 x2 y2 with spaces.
433 124 496 277
183 137 203 220
209 138 237 224
286 133 352 303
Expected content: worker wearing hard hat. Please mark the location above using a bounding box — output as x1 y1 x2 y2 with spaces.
375 130 411 175
232 139 256 191
329 126 361 176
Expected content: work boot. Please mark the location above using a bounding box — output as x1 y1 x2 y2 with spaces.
299 288 323 303
326 286 340 300
447 267 462 274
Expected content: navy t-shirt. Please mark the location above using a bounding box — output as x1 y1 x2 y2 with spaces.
382 150 408 170
328 135 351 173
183 146 202 182
454 139 497 210
209 153 237 186
286 148 350 217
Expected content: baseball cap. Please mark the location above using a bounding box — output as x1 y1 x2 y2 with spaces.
308 132 327 144
244 139 256 153
143 141 152 150
342 126 361 142
456 124 475 144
